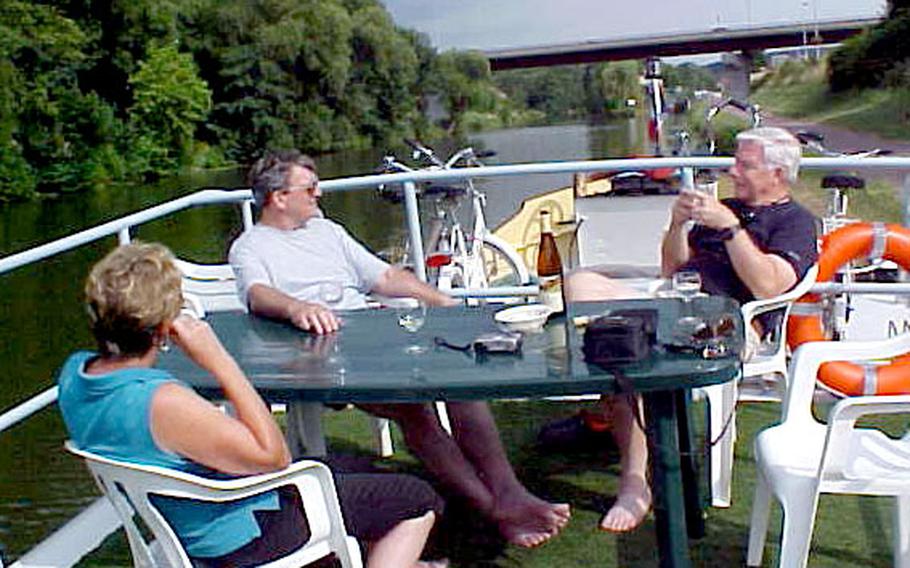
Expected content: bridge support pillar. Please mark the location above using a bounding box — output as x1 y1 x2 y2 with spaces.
719 51 755 100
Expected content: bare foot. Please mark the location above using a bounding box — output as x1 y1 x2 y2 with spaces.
599 476 651 533
494 491 571 547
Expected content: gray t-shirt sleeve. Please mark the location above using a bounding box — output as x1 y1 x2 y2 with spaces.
334 223 389 292
228 235 272 307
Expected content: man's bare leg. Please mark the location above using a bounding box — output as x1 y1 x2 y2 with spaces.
360 403 496 512
599 396 651 532
361 402 569 547
566 269 647 301
566 269 652 532
447 401 571 547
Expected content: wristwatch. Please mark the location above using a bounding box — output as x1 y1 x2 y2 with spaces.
719 222 743 242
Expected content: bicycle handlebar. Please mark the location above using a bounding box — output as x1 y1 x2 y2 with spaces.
403 138 445 168
398 139 492 170
706 97 762 128
795 130 890 158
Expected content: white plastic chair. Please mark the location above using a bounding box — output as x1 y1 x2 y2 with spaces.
176 259 246 315
747 334 910 568
66 441 363 568
700 264 819 508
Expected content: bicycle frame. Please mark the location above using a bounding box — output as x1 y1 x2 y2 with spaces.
380 144 529 291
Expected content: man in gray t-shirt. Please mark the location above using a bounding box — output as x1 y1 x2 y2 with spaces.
228 150 570 548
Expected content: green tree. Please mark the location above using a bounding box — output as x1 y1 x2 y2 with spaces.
343 5 419 142
0 0 108 196
596 61 641 114
828 8 910 91
433 51 496 133
662 63 718 94
128 43 212 172
194 0 354 159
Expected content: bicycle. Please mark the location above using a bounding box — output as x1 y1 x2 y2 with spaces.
795 130 891 235
377 139 531 294
795 130 897 340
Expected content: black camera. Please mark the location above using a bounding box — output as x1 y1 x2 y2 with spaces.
582 313 654 366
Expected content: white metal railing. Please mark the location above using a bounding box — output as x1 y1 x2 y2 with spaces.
4 156 910 278
3 154 910 564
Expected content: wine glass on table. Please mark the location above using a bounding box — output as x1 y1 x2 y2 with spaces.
396 301 428 355
672 270 705 340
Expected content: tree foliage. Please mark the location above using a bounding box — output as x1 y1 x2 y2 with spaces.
0 0 664 201
494 61 642 119
828 8 910 92
129 43 212 172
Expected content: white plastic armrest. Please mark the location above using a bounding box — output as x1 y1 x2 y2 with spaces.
174 259 236 281
740 265 818 325
741 296 792 324
823 395 910 476
783 333 910 423
181 293 206 319
154 459 332 495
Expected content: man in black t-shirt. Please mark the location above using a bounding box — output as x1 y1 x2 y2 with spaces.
661 127 818 305
561 127 817 534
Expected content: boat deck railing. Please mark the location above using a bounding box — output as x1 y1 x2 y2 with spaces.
4 155 910 566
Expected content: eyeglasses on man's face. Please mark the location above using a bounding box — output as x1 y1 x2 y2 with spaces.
282 182 319 195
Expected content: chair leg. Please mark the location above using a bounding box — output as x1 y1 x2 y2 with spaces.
777 484 820 568
372 417 394 458
338 535 364 568
704 383 735 507
894 495 910 568
747 471 772 567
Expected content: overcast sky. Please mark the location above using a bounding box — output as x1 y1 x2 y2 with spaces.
381 0 887 52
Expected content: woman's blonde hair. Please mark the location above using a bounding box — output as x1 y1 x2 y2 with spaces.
85 242 183 357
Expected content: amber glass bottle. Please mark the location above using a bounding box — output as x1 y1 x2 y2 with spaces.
537 210 564 315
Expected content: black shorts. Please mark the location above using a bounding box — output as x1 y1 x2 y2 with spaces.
192 472 443 568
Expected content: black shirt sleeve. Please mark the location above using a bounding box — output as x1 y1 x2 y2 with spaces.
763 203 819 284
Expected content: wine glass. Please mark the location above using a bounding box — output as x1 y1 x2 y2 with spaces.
672 270 704 339
396 301 428 354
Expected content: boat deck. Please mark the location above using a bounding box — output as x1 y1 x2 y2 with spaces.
575 193 675 276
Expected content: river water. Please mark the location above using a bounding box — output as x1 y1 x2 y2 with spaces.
0 120 646 561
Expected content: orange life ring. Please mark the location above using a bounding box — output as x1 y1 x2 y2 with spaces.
787 222 910 396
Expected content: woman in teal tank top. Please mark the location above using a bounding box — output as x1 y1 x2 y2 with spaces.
58 243 444 567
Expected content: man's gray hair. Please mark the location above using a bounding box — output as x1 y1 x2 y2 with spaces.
736 127 802 185
247 150 317 208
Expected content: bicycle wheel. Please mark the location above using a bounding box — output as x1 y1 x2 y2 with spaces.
478 236 530 288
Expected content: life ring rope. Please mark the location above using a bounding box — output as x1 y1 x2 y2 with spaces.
788 222 910 396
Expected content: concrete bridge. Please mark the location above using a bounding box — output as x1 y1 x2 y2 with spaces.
485 17 882 99
485 17 882 70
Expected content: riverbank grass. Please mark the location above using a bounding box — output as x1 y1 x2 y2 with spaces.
753 61 910 142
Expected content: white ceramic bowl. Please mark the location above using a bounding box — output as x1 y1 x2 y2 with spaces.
494 304 554 333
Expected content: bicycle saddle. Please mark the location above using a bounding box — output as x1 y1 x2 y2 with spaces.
821 174 865 190
796 130 825 144
423 185 467 199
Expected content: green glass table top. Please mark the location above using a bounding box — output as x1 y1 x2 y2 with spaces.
159 297 743 403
